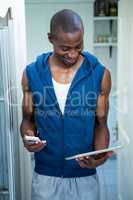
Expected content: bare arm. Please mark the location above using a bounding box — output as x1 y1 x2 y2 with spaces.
94 68 111 150
20 71 46 152
20 71 36 137
76 68 112 168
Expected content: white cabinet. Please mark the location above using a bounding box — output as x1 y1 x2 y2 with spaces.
93 7 118 145
93 16 118 56
93 14 118 91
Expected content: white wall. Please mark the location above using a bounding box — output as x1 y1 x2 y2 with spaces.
25 0 94 63
117 1 133 199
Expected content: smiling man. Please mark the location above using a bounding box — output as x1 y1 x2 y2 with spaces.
20 9 112 200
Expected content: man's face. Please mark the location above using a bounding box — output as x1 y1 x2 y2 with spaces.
48 30 84 67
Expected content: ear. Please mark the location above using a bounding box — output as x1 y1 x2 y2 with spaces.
47 33 54 43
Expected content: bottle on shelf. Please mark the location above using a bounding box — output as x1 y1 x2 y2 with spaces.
94 0 106 17
94 0 118 17
94 35 117 44
109 1 118 16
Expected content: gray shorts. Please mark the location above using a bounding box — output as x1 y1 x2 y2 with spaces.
31 171 100 200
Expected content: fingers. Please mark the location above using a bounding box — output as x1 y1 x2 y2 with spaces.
76 156 96 168
76 152 114 168
24 140 47 152
25 129 35 136
107 151 114 157
22 130 47 152
77 160 88 168
76 157 91 168
94 156 107 166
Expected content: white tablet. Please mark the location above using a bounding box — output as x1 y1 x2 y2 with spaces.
65 144 123 160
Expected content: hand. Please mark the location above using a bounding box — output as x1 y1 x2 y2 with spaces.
23 130 47 152
76 151 113 168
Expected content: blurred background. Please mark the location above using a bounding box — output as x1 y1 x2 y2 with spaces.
0 0 133 200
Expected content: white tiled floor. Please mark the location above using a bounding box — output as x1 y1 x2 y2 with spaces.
97 156 118 200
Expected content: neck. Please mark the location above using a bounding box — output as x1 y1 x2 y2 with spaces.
50 53 83 71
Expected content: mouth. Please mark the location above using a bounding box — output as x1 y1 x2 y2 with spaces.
62 58 78 66
55 54 79 66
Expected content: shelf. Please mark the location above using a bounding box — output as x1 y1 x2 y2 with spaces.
93 16 118 21
93 43 117 47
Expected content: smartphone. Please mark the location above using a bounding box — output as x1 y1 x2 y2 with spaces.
23 135 41 145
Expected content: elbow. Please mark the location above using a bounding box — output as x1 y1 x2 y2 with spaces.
96 113 107 128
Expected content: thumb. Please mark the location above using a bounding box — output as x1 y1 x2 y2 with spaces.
107 151 114 158
25 129 35 136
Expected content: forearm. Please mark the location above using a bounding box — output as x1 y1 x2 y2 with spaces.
94 124 110 151
20 118 36 138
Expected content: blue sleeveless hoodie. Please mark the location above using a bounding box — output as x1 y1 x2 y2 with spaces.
26 51 105 178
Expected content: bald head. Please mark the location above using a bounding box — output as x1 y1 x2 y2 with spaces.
50 9 84 38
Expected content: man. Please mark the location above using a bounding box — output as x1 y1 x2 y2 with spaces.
20 9 112 200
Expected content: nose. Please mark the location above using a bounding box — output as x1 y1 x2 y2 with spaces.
68 49 78 59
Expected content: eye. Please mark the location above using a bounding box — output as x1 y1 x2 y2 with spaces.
76 45 82 51
60 46 69 51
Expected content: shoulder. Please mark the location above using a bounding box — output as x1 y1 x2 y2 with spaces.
82 51 98 66
101 68 111 95
25 54 44 79
21 70 29 92
82 51 105 72
26 52 51 73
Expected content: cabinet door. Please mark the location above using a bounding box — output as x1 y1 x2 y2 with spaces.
0 27 15 200
93 15 118 146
